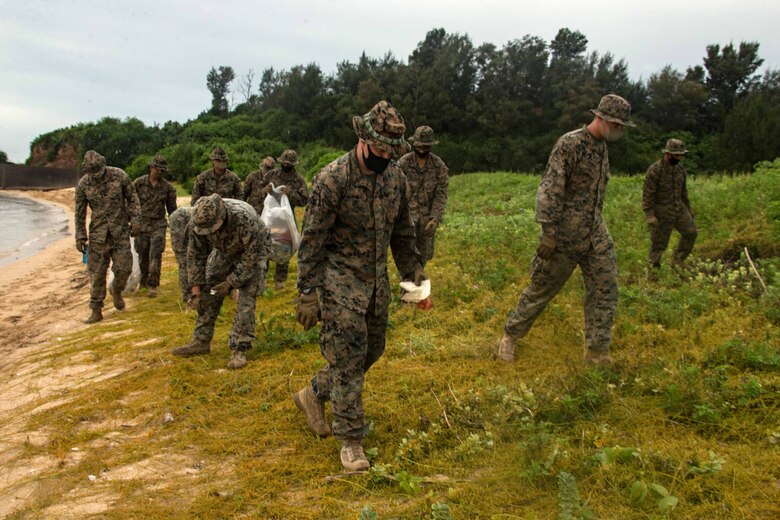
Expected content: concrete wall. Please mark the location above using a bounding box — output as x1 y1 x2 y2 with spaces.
0 164 81 190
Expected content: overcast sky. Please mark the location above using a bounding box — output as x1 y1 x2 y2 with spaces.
1 0 778 163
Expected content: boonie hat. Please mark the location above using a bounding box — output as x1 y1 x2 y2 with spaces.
191 193 226 235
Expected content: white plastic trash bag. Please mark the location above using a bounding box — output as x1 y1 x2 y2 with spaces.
108 237 141 292
399 279 431 303
260 184 301 263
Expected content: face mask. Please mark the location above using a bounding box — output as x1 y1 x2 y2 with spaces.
669 156 680 165
282 164 294 173
86 166 104 178
362 144 391 174
603 124 624 143
415 149 430 158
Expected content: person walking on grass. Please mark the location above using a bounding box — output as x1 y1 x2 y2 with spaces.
190 147 243 205
292 101 424 472
496 94 635 367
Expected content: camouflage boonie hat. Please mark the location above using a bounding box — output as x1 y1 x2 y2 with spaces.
209 147 229 162
662 138 688 155
261 156 276 170
149 154 168 172
277 149 298 165
352 100 409 157
191 193 226 235
590 94 636 127
410 125 439 146
82 150 106 173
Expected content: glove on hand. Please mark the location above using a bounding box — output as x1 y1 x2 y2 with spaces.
296 292 320 330
209 281 232 300
76 239 87 253
424 218 438 237
646 214 659 226
261 185 274 195
536 234 557 260
187 295 202 313
405 268 427 286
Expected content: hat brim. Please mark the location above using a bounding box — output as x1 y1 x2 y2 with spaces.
209 155 229 162
353 115 409 157
590 109 637 128
192 216 224 235
277 158 298 165
412 139 439 146
663 149 688 155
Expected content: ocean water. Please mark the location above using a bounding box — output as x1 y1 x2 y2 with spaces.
0 192 70 268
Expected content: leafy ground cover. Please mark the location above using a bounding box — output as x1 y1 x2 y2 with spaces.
5 160 780 519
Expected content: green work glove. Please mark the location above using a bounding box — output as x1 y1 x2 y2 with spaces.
261 184 273 195
296 292 320 330
424 218 438 237
646 214 659 227
209 281 232 300
76 239 87 253
536 234 557 260
187 295 202 313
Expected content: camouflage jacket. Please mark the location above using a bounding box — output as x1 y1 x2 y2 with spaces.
190 168 243 205
133 175 177 232
188 199 271 289
397 152 449 224
643 159 691 218
297 147 422 315
169 206 193 256
535 126 612 254
243 169 269 214
244 168 309 214
75 167 140 244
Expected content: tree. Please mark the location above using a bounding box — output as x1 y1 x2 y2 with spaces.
646 65 708 132
0 150 8 163
237 69 256 104
206 66 236 116
703 41 763 130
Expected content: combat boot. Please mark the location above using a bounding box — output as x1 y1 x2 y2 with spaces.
340 440 370 472
147 287 157 298
496 334 517 363
586 348 614 367
293 386 331 437
84 308 103 324
109 282 125 310
171 339 211 357
227 350 247 370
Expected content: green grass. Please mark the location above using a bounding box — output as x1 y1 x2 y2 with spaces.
8 160 780 518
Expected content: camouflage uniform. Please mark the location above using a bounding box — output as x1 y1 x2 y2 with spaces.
298 102 421 441
258 150 309 285
75 151 140 310
504 111 626 353
190 147 243 205
169 206 193 301
397 127 449 266
188 196 271 351
133 157 177 289
243 156 276 213
643 139 697 267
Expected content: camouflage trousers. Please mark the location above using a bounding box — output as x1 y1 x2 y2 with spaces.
648 208 697 267
135 226 166 288
415 219 436 266
191 251 264 350
311 291 388 441
172 248 191 302
87 235 132 310
272 259 290 283
504 245 618 352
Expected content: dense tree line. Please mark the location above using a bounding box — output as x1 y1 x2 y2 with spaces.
28 27 778 179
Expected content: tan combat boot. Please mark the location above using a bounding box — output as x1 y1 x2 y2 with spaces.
586 349 614 367
172 339 211 357
147 287 157 298
84 308 103 324
340 440 370 472
109 282 125 310
227 350 247 370
496 334 517 363
293 386 331 437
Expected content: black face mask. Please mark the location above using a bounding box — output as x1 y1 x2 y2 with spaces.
282 165 294 173
415 150 430 158
669 157 680 165
362 145 391 174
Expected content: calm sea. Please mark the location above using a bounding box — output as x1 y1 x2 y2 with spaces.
0 192 70 268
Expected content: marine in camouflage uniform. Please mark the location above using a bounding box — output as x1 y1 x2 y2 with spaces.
168 206 193 302
190 147 243 205
498 94 636 367
256 149 309 290
133 154 177 297
643 139 697 271
172 194 271 370
397 126 449 266
243 156 276 213
75 150 141 323
292 101 424 472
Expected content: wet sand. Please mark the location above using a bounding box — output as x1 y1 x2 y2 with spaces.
0 192 70 268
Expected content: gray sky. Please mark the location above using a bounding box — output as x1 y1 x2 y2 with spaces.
1 0 778 163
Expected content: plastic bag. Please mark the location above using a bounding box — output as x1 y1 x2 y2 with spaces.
260 184 301 263
108 237 141 292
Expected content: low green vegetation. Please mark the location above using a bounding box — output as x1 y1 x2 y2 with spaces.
9 161 780 518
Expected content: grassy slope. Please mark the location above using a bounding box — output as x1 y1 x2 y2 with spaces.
10 161 780 519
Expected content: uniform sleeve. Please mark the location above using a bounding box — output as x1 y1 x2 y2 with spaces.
243 173 255 202
123 175 141 222
535 136 572 229
430 160 449 222
289 175 310 207
680 167 691 211
190 175 202 205
233 175 244 200
166 184 178 216
643 164 659 217
75 182 87 241
187 231 209 286
227 220 262 289
390 174 423 277
296 169 340 292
